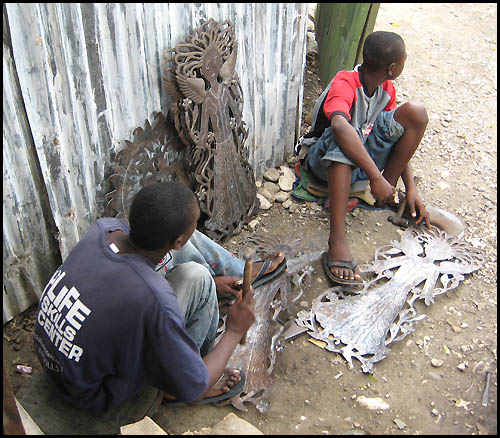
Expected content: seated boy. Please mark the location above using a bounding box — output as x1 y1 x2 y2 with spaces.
33 181 284 428
306 31 430 286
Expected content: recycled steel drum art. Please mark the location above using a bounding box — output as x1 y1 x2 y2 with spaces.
295 225 485 374
104 112 191 221
163 18 259 242
218 233 325 413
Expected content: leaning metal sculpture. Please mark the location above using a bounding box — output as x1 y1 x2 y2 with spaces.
295 225 485 374
104 112 191 220
163 18 259 242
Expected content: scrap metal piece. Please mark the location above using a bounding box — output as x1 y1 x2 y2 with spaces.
482 372 491 407
163 18 258 242
104 112 190 221
295 225 485 373
217 233 324 412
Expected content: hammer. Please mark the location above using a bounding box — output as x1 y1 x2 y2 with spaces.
388 194 409 228
388 176 420 228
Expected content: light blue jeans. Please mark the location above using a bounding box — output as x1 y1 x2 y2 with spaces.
161 230 245 356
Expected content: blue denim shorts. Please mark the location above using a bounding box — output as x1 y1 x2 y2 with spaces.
306 109 404 184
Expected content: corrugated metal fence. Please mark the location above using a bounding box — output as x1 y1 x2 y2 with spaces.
3 3 308 323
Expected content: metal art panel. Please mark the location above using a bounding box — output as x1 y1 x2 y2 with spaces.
164 18 259 242
217 233 325 412
296 226 485 373
104 112 190 221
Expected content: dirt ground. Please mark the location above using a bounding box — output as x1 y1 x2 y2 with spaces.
3 3 497 435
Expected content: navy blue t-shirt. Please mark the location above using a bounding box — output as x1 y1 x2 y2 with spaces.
33 217 209 412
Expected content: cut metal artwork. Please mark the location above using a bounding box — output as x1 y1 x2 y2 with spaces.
217 234 324 413
163 18 259 242
295 225 485 374
104 112 190 221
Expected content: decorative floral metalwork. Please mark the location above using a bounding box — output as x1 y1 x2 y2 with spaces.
163 18 258 242
104 112 190 221
295 225 485 374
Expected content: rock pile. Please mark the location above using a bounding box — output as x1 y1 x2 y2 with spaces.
255 157 301 215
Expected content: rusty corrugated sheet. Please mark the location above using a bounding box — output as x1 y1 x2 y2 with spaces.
3 3 308 322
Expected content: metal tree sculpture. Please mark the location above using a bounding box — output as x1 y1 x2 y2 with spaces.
295 225 485 373
163 18 259 242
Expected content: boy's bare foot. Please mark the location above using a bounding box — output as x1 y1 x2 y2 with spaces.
327 238 362 282
205 368 241 397
162 368 241 401
251 252 285 282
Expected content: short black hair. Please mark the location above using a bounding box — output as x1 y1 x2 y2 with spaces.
128 181 198 251
362 31 405 73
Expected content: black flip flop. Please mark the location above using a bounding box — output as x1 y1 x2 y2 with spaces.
251 257 287 288
321 252 363 287
163 370 246 408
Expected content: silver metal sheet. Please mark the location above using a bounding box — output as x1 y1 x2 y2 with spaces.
296 225 485 373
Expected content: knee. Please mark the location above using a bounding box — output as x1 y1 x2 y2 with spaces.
170 262 216 298
176 262 214 285
397 101 428 128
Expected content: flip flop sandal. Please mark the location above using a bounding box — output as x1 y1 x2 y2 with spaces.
251 257 287 288
163 370 246 408
321 252 363 287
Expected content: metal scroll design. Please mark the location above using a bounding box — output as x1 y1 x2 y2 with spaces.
163 18 259 242
218 234 325 413
104 112 191 221
295 225 485 374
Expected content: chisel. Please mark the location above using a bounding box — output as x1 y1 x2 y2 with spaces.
239 249 253 345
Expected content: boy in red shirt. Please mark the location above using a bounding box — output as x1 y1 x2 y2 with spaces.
306 31 430 285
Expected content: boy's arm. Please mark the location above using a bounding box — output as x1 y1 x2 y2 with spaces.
330 114 394 204
401 164 430 227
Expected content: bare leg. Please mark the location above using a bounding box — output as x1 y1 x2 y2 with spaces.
382 102 428 186
200 368 241 397
326 161 361 281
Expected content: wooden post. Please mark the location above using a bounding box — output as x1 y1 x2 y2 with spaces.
315 3 380 87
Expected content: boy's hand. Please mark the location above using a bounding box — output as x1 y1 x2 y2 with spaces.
370 175 395 205
225 287 255 338
405 188 431 228
214 276 242 298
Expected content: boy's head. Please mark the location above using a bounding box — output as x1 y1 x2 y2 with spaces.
362 31 406 76
128 181 199 251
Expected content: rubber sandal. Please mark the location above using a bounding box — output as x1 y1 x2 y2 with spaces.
163 370 246 408
321 252 363 287
251 256 287 288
